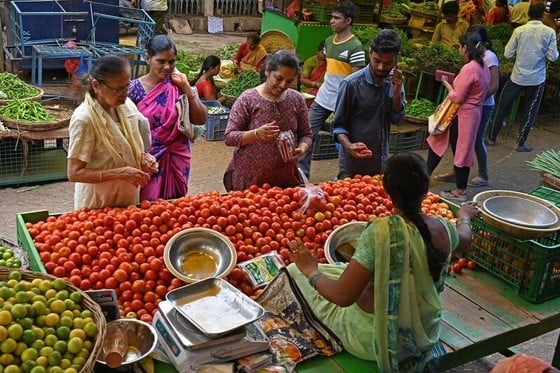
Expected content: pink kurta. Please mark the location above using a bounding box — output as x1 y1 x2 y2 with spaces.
427 60 490 167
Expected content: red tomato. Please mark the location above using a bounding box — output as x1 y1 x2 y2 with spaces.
457 258 468 268
453 263 463 274
467 260 476 270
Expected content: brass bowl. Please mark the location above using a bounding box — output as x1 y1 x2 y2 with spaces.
324 221 367 264
164 227 237 283
96 319 157 369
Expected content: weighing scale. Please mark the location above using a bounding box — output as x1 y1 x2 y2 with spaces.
153 301 270 371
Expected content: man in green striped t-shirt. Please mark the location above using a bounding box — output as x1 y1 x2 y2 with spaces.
298 1 366 179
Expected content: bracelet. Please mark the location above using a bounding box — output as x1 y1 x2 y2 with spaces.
99 171 103 183
456 217 471 228
308 271 322 290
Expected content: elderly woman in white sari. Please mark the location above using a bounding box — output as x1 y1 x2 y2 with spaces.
287 152 478 371
67 55 158 209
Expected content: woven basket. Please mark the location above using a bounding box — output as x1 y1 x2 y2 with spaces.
403 115 428 125
409 8 439 19
222 93 238 108
542 173 560 190
1 102 73 132
0 87 44 105
0 267 106 373
473 190 560 240
380 15 408 24
260 30 296 54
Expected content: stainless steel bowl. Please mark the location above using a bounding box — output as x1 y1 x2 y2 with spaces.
96 319 158 369
483 195 558 228
324 221 367 264
164 227 237 283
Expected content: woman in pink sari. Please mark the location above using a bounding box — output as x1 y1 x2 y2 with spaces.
129 35 207 201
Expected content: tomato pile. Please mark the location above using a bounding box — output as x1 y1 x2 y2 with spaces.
25 175 455 322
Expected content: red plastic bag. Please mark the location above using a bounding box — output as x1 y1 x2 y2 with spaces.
297 168 326 214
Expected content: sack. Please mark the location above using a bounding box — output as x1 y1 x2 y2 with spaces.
176 94 204 141
428 95 460 136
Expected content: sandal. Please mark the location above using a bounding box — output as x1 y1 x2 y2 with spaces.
468 176 489 188
440 190 468 203
434 172 456 183
485 138 497 146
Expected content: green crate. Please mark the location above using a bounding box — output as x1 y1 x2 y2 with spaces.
389 124 425 153
529 186 560 207
466 217 560 303
16 210 50 273
305 2 332 22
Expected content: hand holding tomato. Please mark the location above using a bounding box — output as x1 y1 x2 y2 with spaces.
288 238 318 277
347 142 373 159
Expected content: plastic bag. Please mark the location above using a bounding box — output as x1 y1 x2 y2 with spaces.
238 252 285 288
428 95 460 136
277 130 296 162
297 168 326 214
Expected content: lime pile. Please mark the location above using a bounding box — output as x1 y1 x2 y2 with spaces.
0 245 21 269
0 271 98 373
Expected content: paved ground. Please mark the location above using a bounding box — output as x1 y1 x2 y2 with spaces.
0 32 559 371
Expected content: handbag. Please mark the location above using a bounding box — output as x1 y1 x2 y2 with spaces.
176 94 205 141
428 95 460 136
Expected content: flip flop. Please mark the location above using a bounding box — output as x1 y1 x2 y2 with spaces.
434 172 456 183
484 138 497 146
468 176 489 188
440 190 468 202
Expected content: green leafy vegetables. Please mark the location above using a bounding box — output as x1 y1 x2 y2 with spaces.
406 98 436 118
527 150 560 178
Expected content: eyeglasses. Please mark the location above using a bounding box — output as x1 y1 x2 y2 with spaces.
99 81 129 95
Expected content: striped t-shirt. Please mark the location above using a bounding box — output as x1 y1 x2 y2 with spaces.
315 34 366 111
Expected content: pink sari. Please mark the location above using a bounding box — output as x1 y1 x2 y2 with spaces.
130 78 191 201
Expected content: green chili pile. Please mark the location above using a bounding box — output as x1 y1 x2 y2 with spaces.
0 100 56 122
406 98 436 118
0 72 39 100
221 70 261 97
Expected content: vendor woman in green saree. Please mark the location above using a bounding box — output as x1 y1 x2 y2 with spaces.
287 153 478 371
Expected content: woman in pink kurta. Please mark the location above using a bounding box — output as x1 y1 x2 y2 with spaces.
223 50 312 191
426 32 490 202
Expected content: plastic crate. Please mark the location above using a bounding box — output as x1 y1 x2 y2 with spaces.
389 123 425 153
530 186 560 207
16 210 50 273
305 2 332 22
354 4 375 23
466 217 560 303
202 101 230 141
312 131 338 160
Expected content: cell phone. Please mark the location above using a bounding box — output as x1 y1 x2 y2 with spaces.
173 67 180 74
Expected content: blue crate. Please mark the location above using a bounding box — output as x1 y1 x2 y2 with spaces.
202 101 230 141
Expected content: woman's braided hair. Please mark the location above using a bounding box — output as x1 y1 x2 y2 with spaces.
383 153 448 282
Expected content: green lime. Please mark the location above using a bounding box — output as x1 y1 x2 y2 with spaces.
0 338 17 353
42 327 55 336
56 326 70 341
21 330 36 345
44 313 59 328
63 300 74 312
31 327 43 340
35 355 47 367
39 346 53 357
49 367 63 373
55 290 69 301
24 305 35 319
71 318 84 330
59 317 73 329
3 364 19 373
30 340 44 351
8 271 21 281
2 252 13 260
38 281 52 294
21 360 36 373
0 352 14 365
63 368 77 373
34 315 46 328
10 304 26 320
49 300 66 314
60 358 71 369
31 302 47 317
80 310 93 319
68 329 85 341
82 340 93 352
66 338 82 355
53 340 66 354
0 287 13 300
20 347 39 362
19 318 33 331
44 289 56 300
31 365 46 373
0 310 12 326
14 291 30 304
71 356 85 367
0 326 7 342
7 324 23 340
82 322 97 338
15 341 27 355
69 292 81 304
47 350 62 366
14 282 29 293
52 279 66 291
44 334 57 347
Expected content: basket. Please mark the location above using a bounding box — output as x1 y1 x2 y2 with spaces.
380 15 408 24
409 8 440 19
221 93 238 109
260 30 295 54
0 267 106 371
202 100 230 141
1 102 73 132
542 173 560 190
403 115 429 125
0 87 44 105
530 186 560 207
389 123 425 153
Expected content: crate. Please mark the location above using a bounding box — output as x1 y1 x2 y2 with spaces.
466 216 560 303
312 131 338 160
530 186 560 207
16 210 50 273
305 2 332 22
202 101 230 141
355 4 376 23
389 123 425 153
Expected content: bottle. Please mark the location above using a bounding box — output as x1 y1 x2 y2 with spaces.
103 322 128 368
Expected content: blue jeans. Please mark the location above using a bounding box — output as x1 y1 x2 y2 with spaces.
489 79 546 147
475 104 494 178
297 102 332 178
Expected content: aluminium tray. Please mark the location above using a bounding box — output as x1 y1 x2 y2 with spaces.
166 277 264 338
